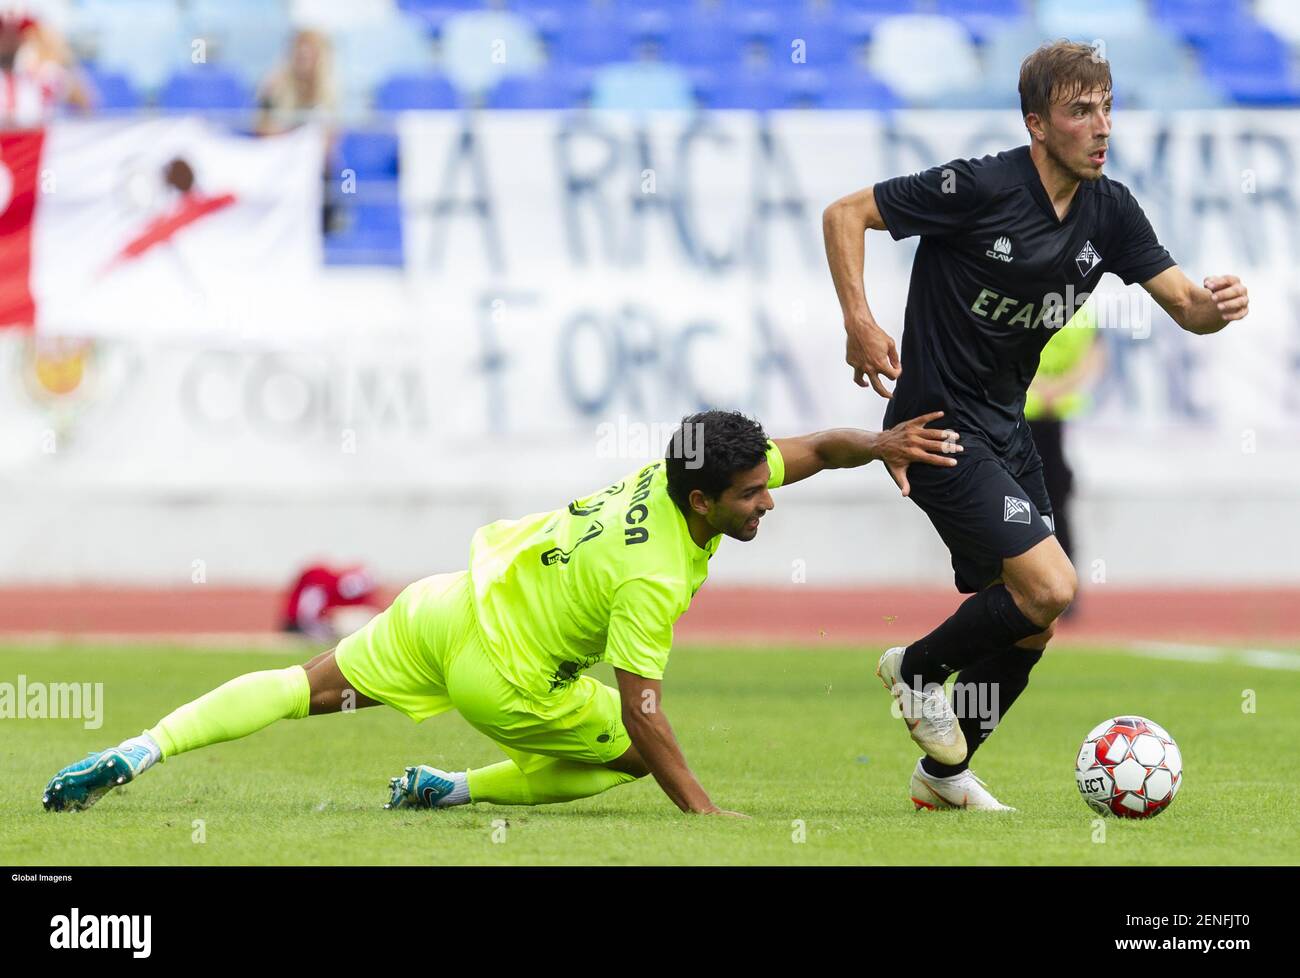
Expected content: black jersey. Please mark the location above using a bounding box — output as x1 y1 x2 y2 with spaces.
874 145 1175 455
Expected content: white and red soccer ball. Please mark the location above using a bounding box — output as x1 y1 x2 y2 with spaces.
1075 716 1183 818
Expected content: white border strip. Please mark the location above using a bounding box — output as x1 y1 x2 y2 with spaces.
1127 641 1300 671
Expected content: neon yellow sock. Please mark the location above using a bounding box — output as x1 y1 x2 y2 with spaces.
466 758 637 805
147 666 311 759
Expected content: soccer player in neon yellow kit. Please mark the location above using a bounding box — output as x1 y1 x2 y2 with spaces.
43 410 960 817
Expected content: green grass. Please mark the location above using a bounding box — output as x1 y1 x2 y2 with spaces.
2 643 1298 865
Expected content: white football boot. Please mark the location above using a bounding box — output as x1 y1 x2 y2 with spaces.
875 647 967 766
909 758 1015 812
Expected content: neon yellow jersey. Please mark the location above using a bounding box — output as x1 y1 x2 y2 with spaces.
468 441 785 703
1025 299 1099 421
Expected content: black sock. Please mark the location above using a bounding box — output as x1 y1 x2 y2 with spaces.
900 584 1043 691
921 646 1044 778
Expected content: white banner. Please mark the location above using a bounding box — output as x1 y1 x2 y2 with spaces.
1 110 1299 496
397 109 1300 438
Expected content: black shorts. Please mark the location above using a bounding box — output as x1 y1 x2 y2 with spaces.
904 427 1056 594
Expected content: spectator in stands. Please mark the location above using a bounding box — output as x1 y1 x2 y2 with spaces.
0 10 89 127
256 28 336 136
256 29 338 232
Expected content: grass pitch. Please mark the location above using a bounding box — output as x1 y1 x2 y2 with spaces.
2 642 1297 866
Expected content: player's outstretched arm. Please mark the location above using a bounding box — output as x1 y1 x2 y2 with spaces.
1142 265 1249 335
614 668 744 817
772 410 962 496
823 186 901 398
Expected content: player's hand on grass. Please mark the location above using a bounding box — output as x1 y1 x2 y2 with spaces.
876 410 962 498
845 316 900 398
1204 275 1248 323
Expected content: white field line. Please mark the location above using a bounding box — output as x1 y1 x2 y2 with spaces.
1126 641 1300 671
3 635 1300 671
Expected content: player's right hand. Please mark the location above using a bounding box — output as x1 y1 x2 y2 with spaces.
879 411 962 497
845 317 901 399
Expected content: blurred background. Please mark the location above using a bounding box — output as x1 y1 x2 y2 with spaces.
1 0 1299 643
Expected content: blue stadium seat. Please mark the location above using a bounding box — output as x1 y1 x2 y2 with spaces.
731 7 781 40
80 66 142 111
351 199 403 233
1151 0 1246 47
663 16 746 67
695 64 894 111
697 71 788 111
717 0 795 8
625 10 674 48
325 195 404 267
835 0 921 22
373 72 461 109
686 10 853 71
487 72 585 108
612 0 700 11
934 0 1030 43
550 18 638 66
324 230 404 267
158 68 255 110
817 71 901 110
1212 75 1300 107
781 22 853 71
1199 27 1290 76
334 12 438 111
398 0 493 32
508 0 568 35
781 68 831 108
1197 28 1299 105
335 131 400 180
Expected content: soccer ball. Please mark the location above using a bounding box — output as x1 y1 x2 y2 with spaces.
1075 716 1182 818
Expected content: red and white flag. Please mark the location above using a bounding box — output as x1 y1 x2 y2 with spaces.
0 117 323 334
0 128 42 326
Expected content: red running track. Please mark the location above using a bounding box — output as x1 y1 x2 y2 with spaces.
0 585 1297 645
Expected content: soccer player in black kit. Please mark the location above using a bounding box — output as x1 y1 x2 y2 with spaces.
823 41 1250 810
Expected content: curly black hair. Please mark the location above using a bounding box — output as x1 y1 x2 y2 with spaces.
664 410 769 510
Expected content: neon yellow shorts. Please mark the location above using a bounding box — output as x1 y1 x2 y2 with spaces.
333 571 630 771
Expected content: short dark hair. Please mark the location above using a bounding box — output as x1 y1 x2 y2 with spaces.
664 410 769 510
1019 40 1112 123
